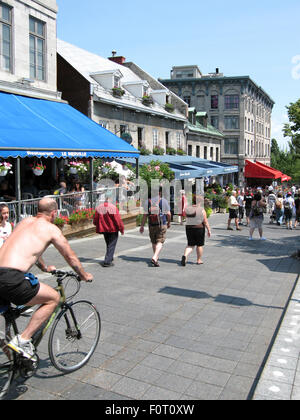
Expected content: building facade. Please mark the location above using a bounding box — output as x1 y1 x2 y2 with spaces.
160 65 275 186
0 0 60 100
187 108 223 162
57 41 188 155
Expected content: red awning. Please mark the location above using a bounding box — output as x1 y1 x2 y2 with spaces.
254 161 292 182
245 160 282 179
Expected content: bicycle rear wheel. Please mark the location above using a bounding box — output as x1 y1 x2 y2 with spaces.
0 318 14 400
48 300 101 373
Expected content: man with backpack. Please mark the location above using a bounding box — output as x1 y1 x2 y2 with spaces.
140 189 171 267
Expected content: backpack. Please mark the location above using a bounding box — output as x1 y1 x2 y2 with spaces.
275 200 282 209
284 199 293 210
148 199 163 226
251 203 263 217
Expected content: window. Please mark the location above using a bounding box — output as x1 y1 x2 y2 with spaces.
224 138 239 155
210 147 214 160
204 146 207 159
225 95 239 110
188 145 193 156
211 116 219 129
153 129 159 148
29 16 46 81
183 96 191 106
138 127 143 148
216 148 219 162
0 3 12 71
224 116 239 130
99 120 108 129
211 95 218 109
196 146 200 158
176 132 182 149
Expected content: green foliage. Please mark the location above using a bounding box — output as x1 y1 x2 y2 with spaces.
139 160 174 187
153 146 165 155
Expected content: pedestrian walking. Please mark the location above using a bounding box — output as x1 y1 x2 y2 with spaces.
178 190 187 225
283 192 295 230
248 192 267 240
237 190 245 225
275 192 284 225
93 193 124 267
181 195 211 266
139 189 171 267
244 188 253 227
227 191 241 231
294 191 300 229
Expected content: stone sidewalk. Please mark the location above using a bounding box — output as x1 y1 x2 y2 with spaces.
4 212 299 400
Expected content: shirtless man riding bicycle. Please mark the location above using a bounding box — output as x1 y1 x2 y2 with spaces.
0 197 93 360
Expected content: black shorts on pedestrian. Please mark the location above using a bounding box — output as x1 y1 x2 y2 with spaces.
186 226 205 247
0 268 40 306
229 209 238 219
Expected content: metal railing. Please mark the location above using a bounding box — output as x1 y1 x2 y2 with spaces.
1 187 130 224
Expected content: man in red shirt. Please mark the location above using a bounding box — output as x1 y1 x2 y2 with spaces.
93 194 124 267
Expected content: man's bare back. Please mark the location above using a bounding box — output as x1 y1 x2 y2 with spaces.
0 198 93 357
0 216 56 273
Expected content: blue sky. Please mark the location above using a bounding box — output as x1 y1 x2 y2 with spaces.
56 0 300 149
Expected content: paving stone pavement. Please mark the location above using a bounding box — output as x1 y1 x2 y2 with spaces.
3 213 300 400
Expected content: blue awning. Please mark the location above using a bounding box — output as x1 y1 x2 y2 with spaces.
0 92 140 159
118 155 238 179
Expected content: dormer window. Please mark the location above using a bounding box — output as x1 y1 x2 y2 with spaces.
90 69 123 90
114 75 120 88
122 80 149 99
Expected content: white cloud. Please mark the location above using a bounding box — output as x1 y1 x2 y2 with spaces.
291 55 300 80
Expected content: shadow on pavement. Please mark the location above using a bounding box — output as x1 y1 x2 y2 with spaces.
158 286 285 310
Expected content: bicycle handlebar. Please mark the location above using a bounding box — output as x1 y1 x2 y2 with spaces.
50 270 81 281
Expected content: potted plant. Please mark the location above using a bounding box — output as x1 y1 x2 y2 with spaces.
177 148 186 156
165 103 175 113
31 163 46 176
153 146 165 155
0 162 12 177
166 147 177 155
112 86 125 98
142 95 154 106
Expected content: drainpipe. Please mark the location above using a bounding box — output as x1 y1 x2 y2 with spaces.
15 157 21 222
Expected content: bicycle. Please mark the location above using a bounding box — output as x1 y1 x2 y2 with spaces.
0 270 101 400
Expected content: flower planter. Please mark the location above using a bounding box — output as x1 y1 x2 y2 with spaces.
0 170 8 177
69 167 78 174
33 169 44 176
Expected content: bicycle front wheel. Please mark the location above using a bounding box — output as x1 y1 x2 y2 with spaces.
0 319 14 400
48 301 101 373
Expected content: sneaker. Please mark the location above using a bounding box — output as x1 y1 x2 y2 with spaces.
181 256 186 266
7 335 37 361
248 237 253 241
227 227 233 231
260 237 267 241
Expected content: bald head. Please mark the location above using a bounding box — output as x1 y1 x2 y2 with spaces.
38 198 58 214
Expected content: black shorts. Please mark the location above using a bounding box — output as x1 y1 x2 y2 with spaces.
229 209 238 219
186 226 205 247
0 268 40 306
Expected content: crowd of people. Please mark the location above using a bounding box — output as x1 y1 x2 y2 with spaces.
226 184 300 240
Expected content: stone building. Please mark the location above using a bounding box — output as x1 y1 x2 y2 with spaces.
0 0 59 100
160 65 275 186
57 41 188 154
187 108 223 161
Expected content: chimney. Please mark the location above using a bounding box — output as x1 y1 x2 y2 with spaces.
108 50 126 65
216 68 219 74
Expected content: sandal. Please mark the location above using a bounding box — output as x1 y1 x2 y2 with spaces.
151 259 160 267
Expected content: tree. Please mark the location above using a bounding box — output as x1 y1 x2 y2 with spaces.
284 99 300 156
